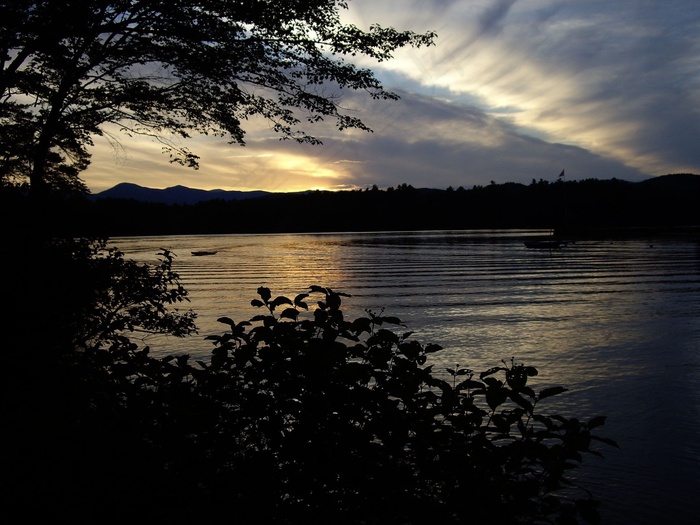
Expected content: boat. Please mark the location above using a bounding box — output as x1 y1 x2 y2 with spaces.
524 239 565 250
191 250 218 256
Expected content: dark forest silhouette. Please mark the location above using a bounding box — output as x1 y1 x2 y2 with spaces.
5 173 698 238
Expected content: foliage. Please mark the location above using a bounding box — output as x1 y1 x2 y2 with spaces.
3 236 197 353
5 279 616 524
73 239 198 347
0 0 434 194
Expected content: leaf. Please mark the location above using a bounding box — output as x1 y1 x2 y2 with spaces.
314 309 328 323
588 416 607 429
520 386 536 398
272 295 293 307
257 286 271 302
455 379 484 391
509 391 534 412
251 299 264 308
280 307 299 320
398 341 421 359
486 388 509 410
367 346 393 368
426 376 451 392
352 317 372 333
326 292 342 310
483 377 503 388
250 325 273 342
490 413 511 432
538 386 568 401
591 436 620 449
480 366 504 379
216 316 235 326
532 414 555 431
294 293 309 308
374 329 399 344
553 414 572 424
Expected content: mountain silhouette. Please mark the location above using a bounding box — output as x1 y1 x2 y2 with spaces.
93 174 700 205
92 183 270 205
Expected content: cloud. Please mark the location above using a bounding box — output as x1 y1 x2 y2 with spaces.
85 85 648 193
333 89 647 188
83 1 700 193
370 0 700 176
471 0 518 40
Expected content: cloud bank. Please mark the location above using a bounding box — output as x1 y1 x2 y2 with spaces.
84 0 700 192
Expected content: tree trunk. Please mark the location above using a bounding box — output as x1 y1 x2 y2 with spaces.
29 86 67 200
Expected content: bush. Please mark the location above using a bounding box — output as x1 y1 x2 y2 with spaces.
3 237 197 354
7 283 615 524
3 238 198 522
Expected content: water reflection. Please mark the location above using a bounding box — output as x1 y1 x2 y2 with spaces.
111 233 700 372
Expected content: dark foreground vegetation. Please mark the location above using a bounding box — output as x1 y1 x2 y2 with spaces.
5 174 698 238
4 237 617 524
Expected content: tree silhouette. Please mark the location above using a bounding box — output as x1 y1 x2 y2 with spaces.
0 0 434 196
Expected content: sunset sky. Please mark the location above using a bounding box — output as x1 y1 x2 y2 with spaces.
85 0 700 193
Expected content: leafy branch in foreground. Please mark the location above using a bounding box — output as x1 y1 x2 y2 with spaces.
5 237 197 354
201 286 617 524
12 284 612 524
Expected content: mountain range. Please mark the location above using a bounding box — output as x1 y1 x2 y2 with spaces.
92 174 700 205
91 182 272 205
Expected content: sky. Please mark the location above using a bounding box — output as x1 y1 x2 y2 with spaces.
84 0 700 193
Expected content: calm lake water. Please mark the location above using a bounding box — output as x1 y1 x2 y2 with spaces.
112 229 700 524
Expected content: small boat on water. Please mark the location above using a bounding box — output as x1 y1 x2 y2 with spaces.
191 250 218 256
524 239 566 250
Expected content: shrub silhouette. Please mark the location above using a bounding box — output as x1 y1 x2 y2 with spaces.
7 279 615 524
3 240 615 523
196 286 616 524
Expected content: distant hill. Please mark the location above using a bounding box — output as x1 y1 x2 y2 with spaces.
638 173 700 191
13 173 693 237
91 182 271 205
93 174 700 205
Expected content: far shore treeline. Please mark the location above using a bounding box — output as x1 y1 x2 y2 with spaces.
5 173 699 238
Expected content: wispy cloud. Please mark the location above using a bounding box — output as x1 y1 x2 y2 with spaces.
85 0 700 192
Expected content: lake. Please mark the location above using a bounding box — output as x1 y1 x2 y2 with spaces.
112 229 700 524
